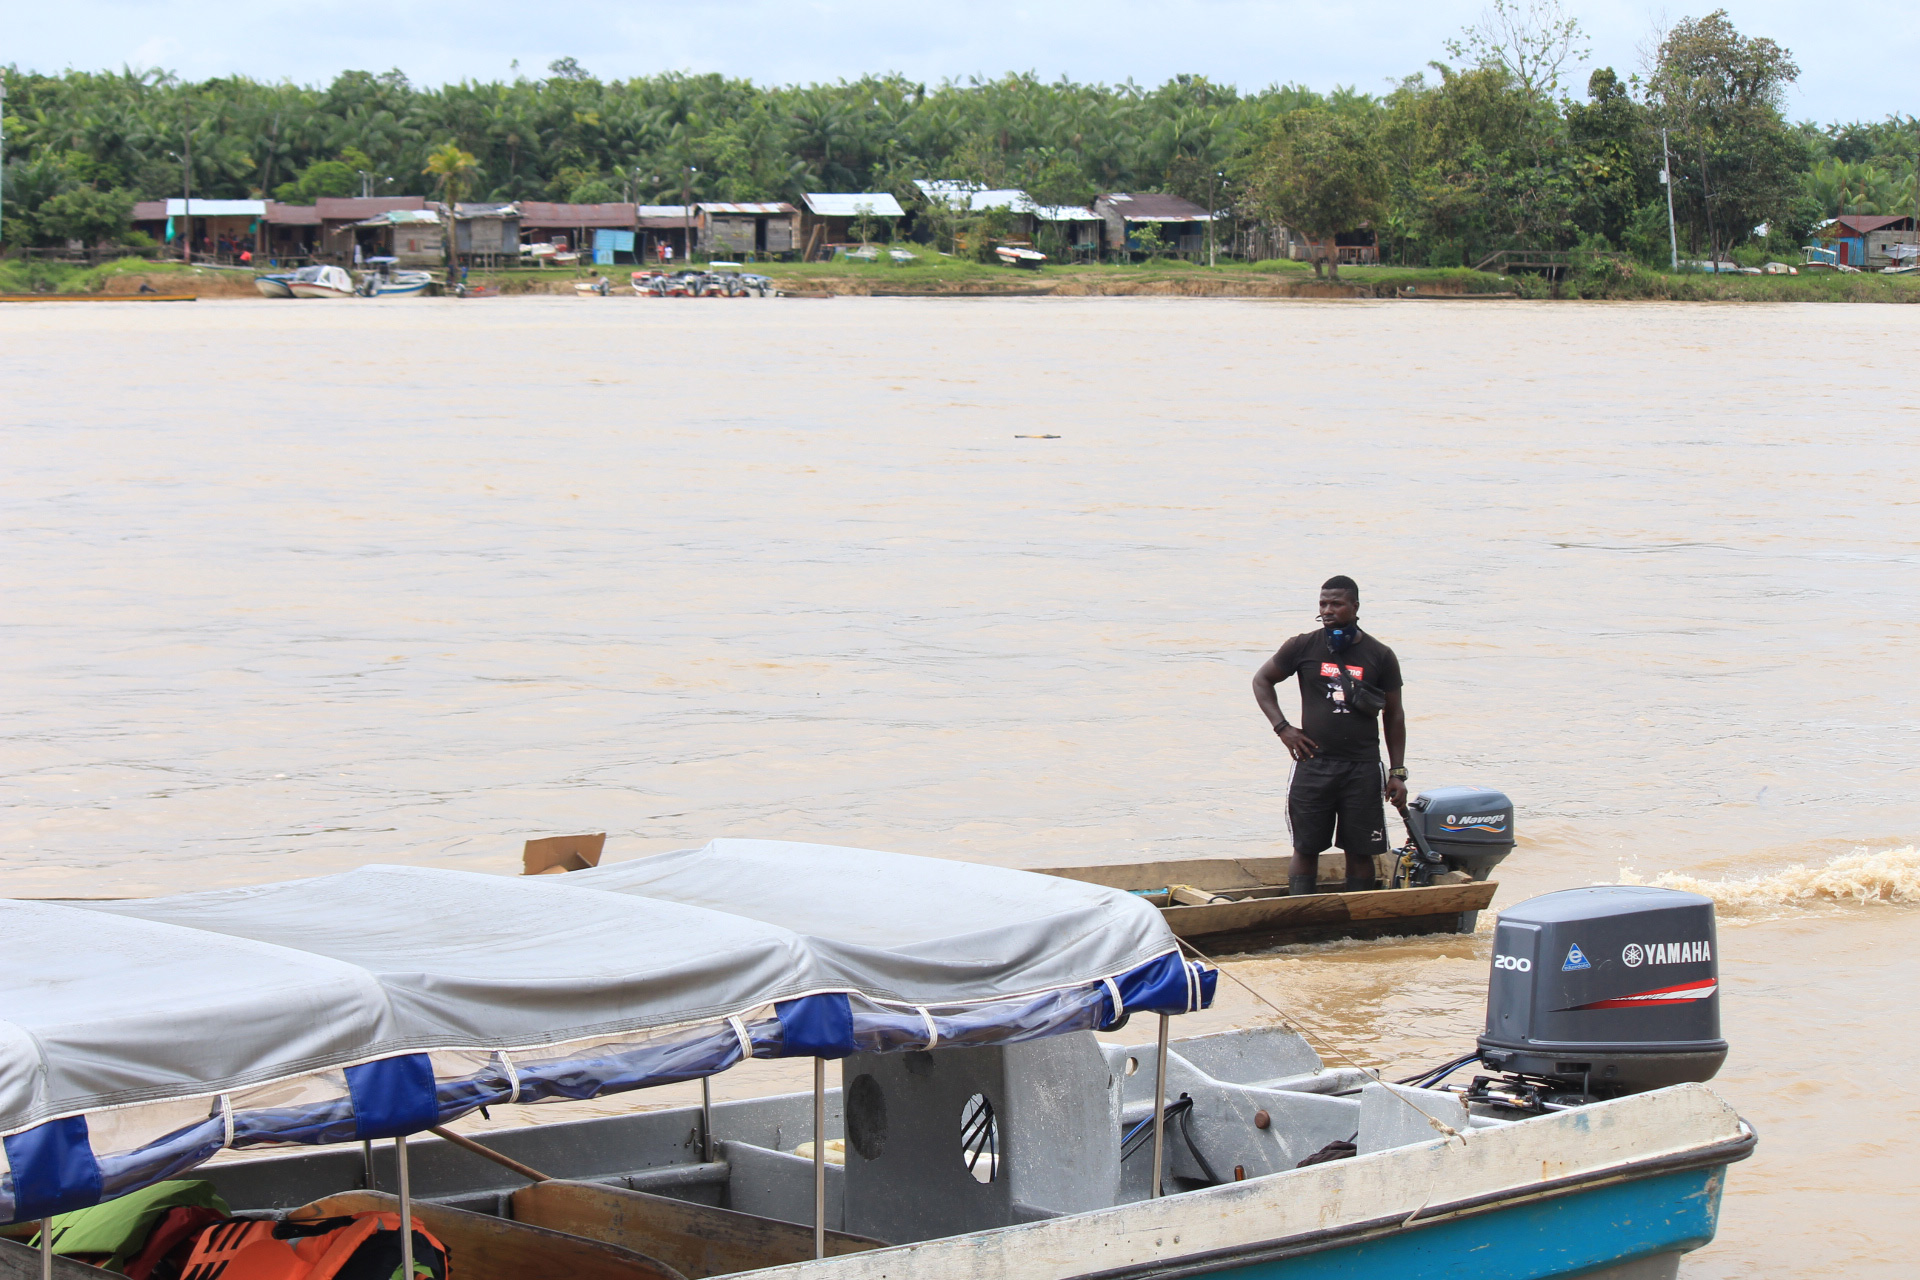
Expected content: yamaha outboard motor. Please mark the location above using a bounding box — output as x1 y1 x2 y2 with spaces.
1474 885 1725 1106
1402 786 1516 881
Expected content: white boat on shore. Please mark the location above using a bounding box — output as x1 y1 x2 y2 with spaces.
286 265 358 299
0 842 1750 1280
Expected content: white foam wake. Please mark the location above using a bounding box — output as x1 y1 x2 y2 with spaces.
1616 846 1920 915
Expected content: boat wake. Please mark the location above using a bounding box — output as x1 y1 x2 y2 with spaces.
1614 845 1920 917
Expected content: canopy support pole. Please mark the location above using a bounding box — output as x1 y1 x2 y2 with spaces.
701 1076 715 1163
396 1133 416 1280
40 1220 51 1280
812 1058 826 1260
362 1139 376 1190
1150 1013 1170 1198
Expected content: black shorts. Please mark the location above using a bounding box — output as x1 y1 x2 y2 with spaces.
1287 757 1389 861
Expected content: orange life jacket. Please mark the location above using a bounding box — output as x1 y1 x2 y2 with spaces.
180 1212 448 1280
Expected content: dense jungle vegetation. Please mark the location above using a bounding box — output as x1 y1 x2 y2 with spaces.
3 4 1914 270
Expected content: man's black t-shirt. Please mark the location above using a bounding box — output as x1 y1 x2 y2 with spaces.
1272 629 1403 762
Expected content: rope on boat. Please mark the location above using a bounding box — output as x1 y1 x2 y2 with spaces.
1171 935 1465 1143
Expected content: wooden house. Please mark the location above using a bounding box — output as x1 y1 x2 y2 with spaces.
799 193 906 259
516 203 637 257
1818 214 1917 269
695 203 800 257
1093 193 1213 259
453 203 520 266
316 197 427 262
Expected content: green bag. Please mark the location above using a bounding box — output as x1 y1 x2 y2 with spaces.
34 1180 230 1270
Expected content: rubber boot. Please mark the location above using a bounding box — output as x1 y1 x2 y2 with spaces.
1288 874 1321 897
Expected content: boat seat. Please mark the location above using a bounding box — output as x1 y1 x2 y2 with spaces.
290 1190 687 1280
510 1180 886 1277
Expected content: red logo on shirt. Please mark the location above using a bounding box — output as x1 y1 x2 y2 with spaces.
1320 663 1364 679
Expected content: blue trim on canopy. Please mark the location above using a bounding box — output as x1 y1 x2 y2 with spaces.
2 951 1213 1224
1101 954 1216 1027
4 1116 102 1221
775 994 857 1058
347 1054 439 1140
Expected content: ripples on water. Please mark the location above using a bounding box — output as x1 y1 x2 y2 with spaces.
3 297 1917 1275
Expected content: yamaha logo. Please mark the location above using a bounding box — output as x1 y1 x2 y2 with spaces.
1622 944 1644 967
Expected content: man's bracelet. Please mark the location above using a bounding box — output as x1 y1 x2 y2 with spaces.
1388 766 1409 780
1273 722 1291 736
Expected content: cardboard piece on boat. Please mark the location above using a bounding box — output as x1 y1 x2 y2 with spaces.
523 833 607 876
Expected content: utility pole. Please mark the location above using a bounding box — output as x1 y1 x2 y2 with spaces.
181 123 193 265
1661 128 1679 273
682 165 696 262
0 71 8 247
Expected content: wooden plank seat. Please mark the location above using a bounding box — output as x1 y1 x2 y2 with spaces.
510 1180 886 1277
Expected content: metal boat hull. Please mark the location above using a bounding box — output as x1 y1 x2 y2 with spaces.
288 283 356 299
254 277 295 298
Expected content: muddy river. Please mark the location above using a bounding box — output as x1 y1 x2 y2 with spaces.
4 295 1916 1276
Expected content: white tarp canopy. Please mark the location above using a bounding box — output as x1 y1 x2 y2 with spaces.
3 842 1177 1137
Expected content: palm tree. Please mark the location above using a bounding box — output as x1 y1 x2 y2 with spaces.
424 140 479 275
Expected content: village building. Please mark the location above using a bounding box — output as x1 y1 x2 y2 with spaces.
1093 193 1213 258
694 203 800 257
316 197 427 263
798 193 907 260
636 205 692 262
453 203 521 268
342 209 446 267
913 182 1041 241
1818 214 1917 269
1031 203 1105 261
516 203 637 258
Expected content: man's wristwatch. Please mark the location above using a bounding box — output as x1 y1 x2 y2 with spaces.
1388 767 1409 780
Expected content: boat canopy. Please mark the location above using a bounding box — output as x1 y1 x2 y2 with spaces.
2 841 1212 1224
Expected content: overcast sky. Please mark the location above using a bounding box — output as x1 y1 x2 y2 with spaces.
6 0 1915 126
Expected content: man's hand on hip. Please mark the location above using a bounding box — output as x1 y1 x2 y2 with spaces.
1278 726 1319 761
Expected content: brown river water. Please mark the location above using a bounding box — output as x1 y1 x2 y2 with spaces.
4 296 1917 1276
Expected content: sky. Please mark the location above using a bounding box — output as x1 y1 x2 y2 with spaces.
5 0 1916 126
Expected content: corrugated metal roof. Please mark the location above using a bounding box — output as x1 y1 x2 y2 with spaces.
315 196 427 220
266 203 321 225
1828 213 1914 236
913 181 1037 213
1032 204 1102 222
802 192 906 218
165 199 265 217
454 203 518 218
636 205 689 218
697 202 798 215
132 201 167 221
518 202 637 227
1095 193 1213 222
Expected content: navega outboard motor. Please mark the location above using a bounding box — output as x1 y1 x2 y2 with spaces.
1397 785 1516 886
1473 885 1726 1109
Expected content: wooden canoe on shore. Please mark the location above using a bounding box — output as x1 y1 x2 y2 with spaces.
0 292 197 302
1034 856 1497 953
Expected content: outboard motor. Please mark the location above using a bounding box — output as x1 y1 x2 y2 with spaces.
1473 885 1726 1108
1399 786 1515 885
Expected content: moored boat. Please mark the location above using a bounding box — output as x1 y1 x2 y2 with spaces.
993 245 1048 269
286 265 357 298
2 840 1749 1280
253 273 297 298
368 269 437 297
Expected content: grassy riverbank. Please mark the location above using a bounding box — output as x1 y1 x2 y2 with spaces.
5 252 1916 302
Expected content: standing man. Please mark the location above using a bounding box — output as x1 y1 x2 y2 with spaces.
1252 576 1408 897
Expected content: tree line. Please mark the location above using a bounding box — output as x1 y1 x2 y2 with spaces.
2 5 1913 269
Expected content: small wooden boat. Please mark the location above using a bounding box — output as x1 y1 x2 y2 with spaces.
1035 856 1498 952
0 293 196 303
993 245 1047 269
